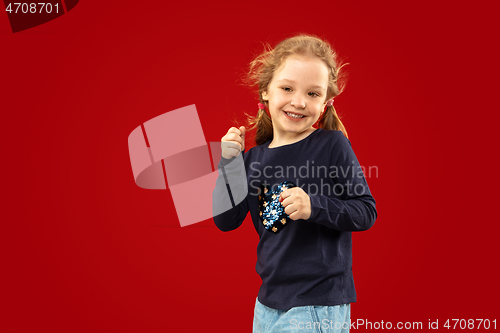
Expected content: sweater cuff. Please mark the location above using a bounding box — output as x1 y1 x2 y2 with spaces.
308 194 321 221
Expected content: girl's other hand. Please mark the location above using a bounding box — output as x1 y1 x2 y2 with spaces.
221 126 246 159
280 187 312 220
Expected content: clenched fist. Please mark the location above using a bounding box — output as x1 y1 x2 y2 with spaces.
279 187 312 220
221 126 245 159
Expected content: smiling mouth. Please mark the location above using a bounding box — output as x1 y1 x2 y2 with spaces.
284 111 305 119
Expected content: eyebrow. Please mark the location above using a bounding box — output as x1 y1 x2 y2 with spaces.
276 79 325 91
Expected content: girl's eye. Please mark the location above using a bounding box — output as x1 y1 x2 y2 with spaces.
309 92 320 97
282 87 292 92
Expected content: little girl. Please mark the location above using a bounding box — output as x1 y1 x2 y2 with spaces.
213 34 377 333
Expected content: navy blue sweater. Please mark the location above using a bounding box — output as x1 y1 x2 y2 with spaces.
213 129 377 310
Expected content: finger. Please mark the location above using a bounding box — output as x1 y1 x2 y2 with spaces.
223 133 243 145
222 133 243 146
221 141 242 152
288 210 301 221
221 128 238 141
221 143 242 159
281 195 294 208
228 126 242 136
284 204 297 217
279 189 292 202
225 146 241 156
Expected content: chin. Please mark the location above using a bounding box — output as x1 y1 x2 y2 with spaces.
282 124 315 134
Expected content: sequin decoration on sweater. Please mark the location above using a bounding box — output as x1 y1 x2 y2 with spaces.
259 181 296 233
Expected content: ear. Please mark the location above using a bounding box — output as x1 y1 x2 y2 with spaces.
262 91 269 101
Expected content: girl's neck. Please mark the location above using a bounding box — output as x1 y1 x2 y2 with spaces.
268 127 317 148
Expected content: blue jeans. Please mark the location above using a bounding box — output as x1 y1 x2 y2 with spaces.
253 298 350 333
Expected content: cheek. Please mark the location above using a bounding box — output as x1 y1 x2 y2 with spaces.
310 104 324 116
270 96 286 109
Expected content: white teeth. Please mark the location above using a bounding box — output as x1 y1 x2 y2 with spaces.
285 112 304 118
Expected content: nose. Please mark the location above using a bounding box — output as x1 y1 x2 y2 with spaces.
290 97 305 109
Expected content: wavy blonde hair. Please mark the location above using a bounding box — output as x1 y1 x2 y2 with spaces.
246 34 348 146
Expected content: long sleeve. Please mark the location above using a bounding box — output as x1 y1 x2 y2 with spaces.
212 152 250 231
307 134 377 231
215 129 375 310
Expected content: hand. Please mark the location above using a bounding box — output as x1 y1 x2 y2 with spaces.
279 187 312 220
221 126 245 159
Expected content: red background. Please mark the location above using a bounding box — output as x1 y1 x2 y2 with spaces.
2 1 499 332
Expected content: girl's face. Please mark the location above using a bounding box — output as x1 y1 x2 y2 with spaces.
262 55 329 143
